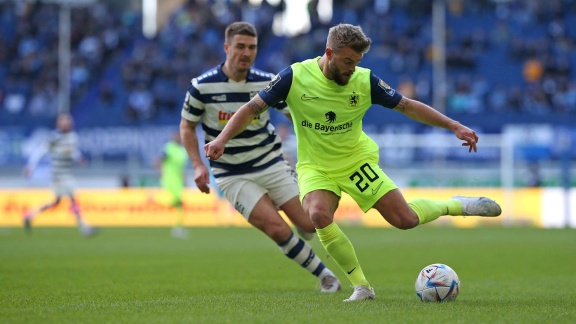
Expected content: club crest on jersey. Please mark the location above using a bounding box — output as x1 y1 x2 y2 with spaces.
349 92 359 107
264 74 281 92
378 79 396 96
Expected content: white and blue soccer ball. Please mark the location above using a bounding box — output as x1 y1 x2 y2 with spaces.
415 263 460 302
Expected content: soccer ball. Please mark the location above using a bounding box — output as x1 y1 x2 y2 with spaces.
415 263 460 302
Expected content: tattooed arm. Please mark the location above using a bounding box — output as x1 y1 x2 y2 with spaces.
204 94 270 160
393 96 479 152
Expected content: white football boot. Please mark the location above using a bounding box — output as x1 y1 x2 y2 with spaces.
319 274 341 293
343 285 375 302
451 196 502 217
171 226 189 239
81 226 99 237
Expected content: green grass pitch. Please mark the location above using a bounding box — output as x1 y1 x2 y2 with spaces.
1 226 575 323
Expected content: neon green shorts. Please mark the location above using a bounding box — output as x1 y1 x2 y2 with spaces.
297 160 397 212
162 180 184 206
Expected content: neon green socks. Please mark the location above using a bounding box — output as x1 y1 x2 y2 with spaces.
409 198 463 225
316 222 370 288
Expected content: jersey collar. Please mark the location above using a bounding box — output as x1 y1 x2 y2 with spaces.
218 62 254 82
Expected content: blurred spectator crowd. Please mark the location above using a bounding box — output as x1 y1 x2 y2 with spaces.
0 0 575 128
0 1 131 117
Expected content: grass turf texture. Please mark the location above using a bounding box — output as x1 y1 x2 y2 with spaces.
1 226 575 323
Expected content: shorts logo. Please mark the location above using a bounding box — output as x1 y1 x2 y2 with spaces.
286 169 297 182
349 91 359 107
371 181 383 195
235 202 245 215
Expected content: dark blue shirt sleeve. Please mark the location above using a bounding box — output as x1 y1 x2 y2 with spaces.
370 73 403 108
258 66 293 108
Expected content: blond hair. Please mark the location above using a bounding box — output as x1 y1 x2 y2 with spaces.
326 24 371 54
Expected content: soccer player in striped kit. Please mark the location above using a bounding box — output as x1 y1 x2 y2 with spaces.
180 22 341 293
23 113 98 237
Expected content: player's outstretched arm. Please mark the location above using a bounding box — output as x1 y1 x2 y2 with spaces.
393 96 479 152
204 94 270 160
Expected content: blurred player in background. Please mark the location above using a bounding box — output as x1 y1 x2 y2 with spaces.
204 23 502 302
23 113 98 237
180 21 341 293
152 131 189 238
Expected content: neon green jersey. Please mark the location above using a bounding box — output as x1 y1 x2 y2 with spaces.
161 141 188 185
259 57 402 171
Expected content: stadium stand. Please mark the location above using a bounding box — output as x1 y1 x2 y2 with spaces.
1 0 574 130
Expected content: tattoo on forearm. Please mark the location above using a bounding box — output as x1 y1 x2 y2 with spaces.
248 98 268 115
395 98 409 112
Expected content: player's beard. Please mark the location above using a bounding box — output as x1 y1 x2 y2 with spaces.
328 61 352 86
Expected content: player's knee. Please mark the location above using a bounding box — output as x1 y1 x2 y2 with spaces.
308 208 333 229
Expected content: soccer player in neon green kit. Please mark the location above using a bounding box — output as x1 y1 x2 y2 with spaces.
205 23 502 302
154 131 189 238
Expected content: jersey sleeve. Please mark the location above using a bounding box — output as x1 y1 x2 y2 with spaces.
181 78 204 122
258 66 293 108
370 73 403 108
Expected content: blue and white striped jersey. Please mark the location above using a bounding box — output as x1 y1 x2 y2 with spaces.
181 64 289 178
27 130 81 178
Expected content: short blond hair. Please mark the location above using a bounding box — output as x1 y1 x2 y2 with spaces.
326 24 371 54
